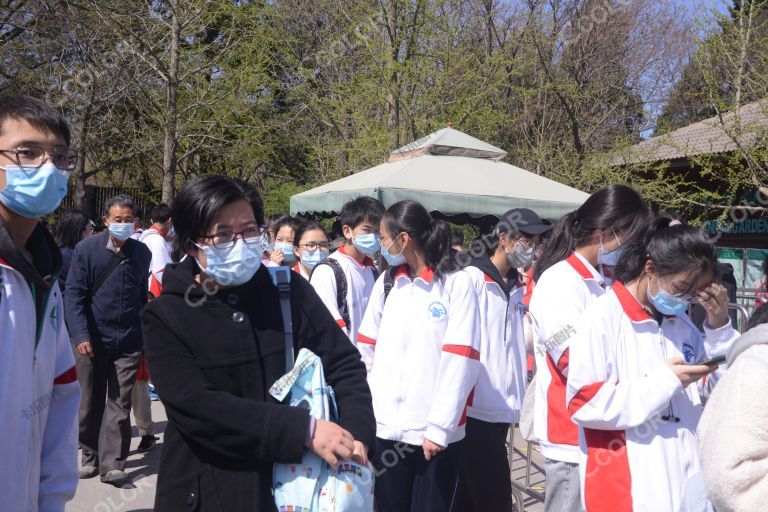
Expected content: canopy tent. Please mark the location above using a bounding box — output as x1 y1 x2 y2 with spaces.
290 128 589 229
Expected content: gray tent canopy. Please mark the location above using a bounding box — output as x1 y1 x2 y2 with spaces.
290 128 589 228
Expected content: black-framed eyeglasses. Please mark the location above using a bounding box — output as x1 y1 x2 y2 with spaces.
0 145 77 171
300 242 331 251
198 226 266 249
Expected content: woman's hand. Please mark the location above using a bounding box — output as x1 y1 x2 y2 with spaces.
351 441 369 466
666 357 717 388
270 249 285 265
698 283 729 329
422 438 445 461
309 419 355 469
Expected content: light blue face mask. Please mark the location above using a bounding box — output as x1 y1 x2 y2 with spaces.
108 222 136 241
647 275 689 316
381 240 406 267
274 242 296 262
0 163 69 218
195 238 263 286
352 233 380 255
301 249 329 270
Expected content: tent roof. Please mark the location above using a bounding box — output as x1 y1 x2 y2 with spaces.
389 127 507 162
291 152 589 222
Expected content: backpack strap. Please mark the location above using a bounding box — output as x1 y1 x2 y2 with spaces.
91 253 124 298
315 259 349 328
383 266 398 304
268 266 295 372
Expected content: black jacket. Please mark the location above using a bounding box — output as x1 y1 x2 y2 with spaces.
142 258 375 511
65 231 151 353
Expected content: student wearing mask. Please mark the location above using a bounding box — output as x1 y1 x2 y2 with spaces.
0 94 80 511
529 184 651 512
456 208 552 510
291 220 330 280
141 175 374 510
311 196 385 342
268 215 300 267
358 200 481 512
566 218 738 511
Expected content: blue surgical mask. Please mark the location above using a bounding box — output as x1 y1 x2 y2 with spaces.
195 238 263 286
108 222 136 241
275 242 296 262
598 245 624 267
0 163 69 218
301 250 329 270
647 276 689 316
381 240 406 267
353 233 380 255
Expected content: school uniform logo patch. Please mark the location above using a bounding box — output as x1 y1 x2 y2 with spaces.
427 301 447 322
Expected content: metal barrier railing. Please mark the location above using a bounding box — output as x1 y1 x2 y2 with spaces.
508 425 545 510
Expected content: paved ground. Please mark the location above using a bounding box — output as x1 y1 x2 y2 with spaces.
66 402 546 511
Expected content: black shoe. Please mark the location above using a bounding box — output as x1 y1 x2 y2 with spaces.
78 465 98 479
137 435 159 452
100 470 129 486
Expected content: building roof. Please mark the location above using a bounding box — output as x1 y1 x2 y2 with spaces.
612 100 768 166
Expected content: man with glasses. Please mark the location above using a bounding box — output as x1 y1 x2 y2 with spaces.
65 194 152 487
0 95 81 510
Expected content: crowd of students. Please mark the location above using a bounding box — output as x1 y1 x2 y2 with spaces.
4 93 768 512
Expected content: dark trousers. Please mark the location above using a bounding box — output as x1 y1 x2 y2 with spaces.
454 417 513 511
372 437 462 512
76 350 142 474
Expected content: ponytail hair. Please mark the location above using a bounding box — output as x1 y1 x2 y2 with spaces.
383 200 461 279
533 184 650 281
614 216 719 284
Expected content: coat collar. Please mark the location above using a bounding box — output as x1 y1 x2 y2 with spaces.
393 264 435 284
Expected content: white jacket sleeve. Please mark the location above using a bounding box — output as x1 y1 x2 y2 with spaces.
698 345 768 512
38 296 80 512
566 310 682 431
425 271 481 447
702 319 739 358
356 274 385 373
143 234 172 284
309 263 346 332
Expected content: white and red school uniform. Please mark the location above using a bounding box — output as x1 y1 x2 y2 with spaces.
0 259 80 511
528 252 604 462
357 266 481 447
566 281 739 512
310 245 377 343
139 227 172 297
464 265 527 423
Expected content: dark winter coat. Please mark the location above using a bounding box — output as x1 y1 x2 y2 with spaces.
141 257 375 511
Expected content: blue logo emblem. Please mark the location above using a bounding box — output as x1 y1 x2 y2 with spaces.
683 343 695 363
427 301 447 321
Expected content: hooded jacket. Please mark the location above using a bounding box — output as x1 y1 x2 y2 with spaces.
142 257 375 511
464 256 528 424
0 218 80 511
698 323 768 512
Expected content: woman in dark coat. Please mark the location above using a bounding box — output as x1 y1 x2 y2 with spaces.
141 175 375 511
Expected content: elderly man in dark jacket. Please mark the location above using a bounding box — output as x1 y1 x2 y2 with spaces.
65 194 151 486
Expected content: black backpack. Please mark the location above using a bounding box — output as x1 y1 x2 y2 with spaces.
313 259 396 327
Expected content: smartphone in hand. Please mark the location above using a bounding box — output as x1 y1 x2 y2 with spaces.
692 355 726 366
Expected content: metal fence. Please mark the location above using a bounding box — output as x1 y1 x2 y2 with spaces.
57 185 159 223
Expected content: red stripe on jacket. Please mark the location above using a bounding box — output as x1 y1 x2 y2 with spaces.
442 344 480 360
53 366 78 385
356 333 376 345
583 428 633 512
568 382 605 415
545 349 579 445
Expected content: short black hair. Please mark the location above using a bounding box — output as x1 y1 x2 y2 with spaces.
294 220 327 247
273 216 300 240
54 210 91 249
150 204 172 224
746 302 768 331
0 95 71 145
103 194 136 218
266 213 289 239
233 178 266 226
451 228 464 247
339 196 385 232
172 175 263 256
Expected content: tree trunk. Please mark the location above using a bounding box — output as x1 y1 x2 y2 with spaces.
72 93 93 211
386 2 400 150
162 2 180 205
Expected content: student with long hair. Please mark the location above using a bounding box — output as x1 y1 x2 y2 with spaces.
358 200 480 512
529 184 651 512
292 220 330 279
566 218 739 511
141 176 374 510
